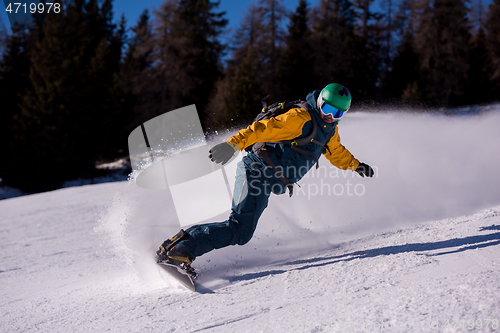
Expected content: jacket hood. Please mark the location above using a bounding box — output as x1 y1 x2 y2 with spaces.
306 90 335 133
306 90 321 113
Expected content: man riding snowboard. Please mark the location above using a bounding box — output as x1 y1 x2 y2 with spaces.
156 83 374 277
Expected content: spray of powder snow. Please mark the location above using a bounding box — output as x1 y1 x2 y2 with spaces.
94 192 135 266
95 183 190 291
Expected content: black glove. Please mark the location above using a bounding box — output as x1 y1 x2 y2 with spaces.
209 142 238 165
355 162 374 178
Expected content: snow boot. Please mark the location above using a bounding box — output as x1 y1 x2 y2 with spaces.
156 229 188 261
156 230 198 280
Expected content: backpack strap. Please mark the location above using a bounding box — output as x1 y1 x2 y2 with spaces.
261 94 271 111
274 100 321 168
276 101 318 147
316 128 335 155
285 127 335 168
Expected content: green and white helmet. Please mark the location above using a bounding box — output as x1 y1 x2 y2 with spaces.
317 83 351 120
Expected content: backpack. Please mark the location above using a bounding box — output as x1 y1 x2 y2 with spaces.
244 97 317 152
246 95 335 197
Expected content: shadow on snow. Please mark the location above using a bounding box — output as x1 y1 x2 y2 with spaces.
224 227 500 283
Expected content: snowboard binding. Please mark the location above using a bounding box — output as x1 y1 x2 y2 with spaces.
156 229 198 280
156 229 188 259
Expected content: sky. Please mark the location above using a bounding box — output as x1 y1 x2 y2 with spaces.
112 0 321 31
0 0 321 34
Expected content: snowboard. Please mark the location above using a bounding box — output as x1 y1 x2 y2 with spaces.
156 260 197 291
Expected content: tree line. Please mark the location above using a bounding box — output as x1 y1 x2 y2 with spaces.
0 0 499 193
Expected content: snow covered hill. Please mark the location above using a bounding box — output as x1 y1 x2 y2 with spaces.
1 108 500 332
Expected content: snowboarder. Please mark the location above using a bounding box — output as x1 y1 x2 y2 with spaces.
156 83 374 277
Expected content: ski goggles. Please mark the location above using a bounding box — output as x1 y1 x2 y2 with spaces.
321 103 344 118
320 101 347 119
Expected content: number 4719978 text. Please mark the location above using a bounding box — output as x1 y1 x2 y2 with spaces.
6 2 61 14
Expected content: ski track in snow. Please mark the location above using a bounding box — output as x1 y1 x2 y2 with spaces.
1 109 500 332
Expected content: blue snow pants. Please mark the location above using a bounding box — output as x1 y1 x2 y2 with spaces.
175 154 275 260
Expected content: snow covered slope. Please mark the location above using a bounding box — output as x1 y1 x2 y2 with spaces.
1 109 500 332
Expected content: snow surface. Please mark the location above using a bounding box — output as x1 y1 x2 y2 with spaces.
2 109 500 332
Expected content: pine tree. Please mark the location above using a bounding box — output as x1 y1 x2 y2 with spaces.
386 29 420 103
468 27 492 103
469 0 487 34
352 0 384 100
207 4 265 128
378 0 403 99
0 15 6 56
0 30 31 187
122 9 157 125
354 0 374 41
153 0 228 126
485 0 500 95
416 0 471 106
151 0 178 114
254 0 287 94
222 46 264 126
382 0 419 103
105 15 128 155
204 75 232 127
311 0 357 89
380 0 395 67
392 0 418 38
229 4 265 77
276 0 316 100
226 0 288 99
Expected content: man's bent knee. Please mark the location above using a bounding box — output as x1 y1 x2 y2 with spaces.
227 217 256 246
236 231 255 246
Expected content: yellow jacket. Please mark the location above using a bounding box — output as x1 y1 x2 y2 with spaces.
228 107 360 171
